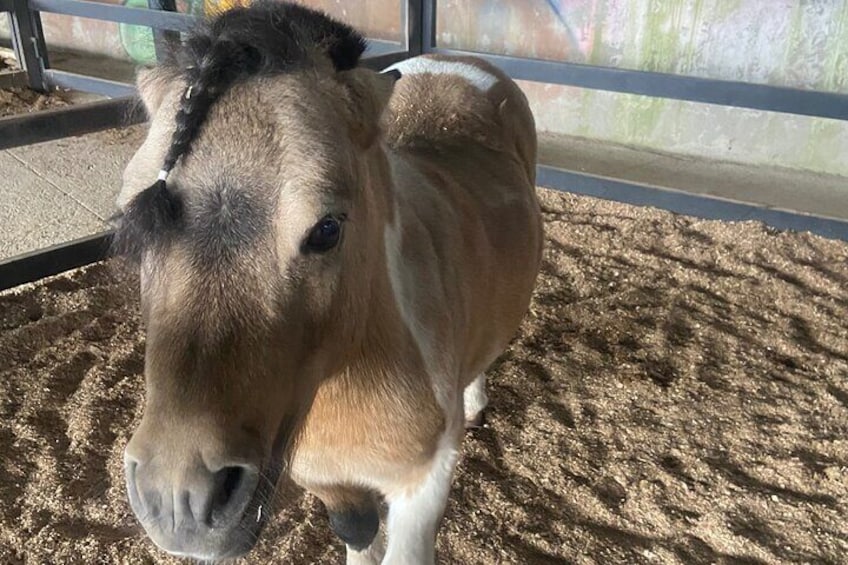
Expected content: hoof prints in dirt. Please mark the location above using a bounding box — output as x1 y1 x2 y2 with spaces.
1 190 848 563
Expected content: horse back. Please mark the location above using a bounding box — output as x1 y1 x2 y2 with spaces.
382 55 542 385
383 54 537 185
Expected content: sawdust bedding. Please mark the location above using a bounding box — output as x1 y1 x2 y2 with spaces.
0 189 846 564
0 50 71 118
0 87 71 118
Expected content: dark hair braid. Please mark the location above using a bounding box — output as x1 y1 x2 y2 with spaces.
162 37 265 177
153 1 365 182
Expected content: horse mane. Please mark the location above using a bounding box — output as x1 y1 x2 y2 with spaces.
113 1 366 262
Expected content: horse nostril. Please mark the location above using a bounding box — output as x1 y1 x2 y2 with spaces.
206 465 257 527
215 466 244 509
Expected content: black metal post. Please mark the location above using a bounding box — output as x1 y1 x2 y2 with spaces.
421 0 435 52
147 0 179 62
404 0 422 56
9 0 50 91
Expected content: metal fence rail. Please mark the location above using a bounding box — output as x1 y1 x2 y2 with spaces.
0 232 113 291
8 0 50 90
44 69 137 97
1 0 847 291
427 49 848 121
0 97 145 150
538 168 848 242
31 0 194 30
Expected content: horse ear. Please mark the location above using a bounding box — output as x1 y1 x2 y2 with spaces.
136 67 174 116
336 67 399 147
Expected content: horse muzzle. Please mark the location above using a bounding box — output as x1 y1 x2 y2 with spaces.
124 448 265 560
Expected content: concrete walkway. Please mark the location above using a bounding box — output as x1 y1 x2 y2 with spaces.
539 133 848 222
1 125 145 259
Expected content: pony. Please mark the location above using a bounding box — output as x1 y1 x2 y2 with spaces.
114 2 542 562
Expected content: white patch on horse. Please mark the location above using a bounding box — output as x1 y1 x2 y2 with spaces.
463 373 488 423
383 197 456 416
384 57 499 92
382 430 461 564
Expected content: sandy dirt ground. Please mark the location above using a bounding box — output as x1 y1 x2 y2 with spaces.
0 87 71 118
0 50 71 118
0 189 846 564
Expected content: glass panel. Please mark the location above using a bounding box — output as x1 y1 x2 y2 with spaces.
437 0 848 94
43 7 133 63
0 18 9 46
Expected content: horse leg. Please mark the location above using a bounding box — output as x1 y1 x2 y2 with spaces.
463 373 488 428
313 485 382 564
382 425 462 565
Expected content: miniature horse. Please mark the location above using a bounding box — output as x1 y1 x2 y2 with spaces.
115 2 541 562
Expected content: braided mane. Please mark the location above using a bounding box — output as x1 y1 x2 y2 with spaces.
160 1 365 178
114 1 366 261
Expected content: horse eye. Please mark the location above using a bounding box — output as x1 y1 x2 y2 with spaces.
304 216 342 253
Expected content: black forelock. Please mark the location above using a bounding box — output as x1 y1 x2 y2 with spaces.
111 180 184 263
169 0 366 79
114 1 365 262
110 179 269 265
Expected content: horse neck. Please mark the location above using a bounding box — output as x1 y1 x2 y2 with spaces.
348 143 417 374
